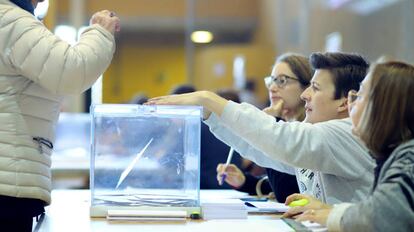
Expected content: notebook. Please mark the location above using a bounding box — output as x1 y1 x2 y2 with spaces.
201 198 248 220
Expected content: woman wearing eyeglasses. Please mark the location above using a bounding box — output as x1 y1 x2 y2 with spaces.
216 53 313 202
262 54 313 122
283 61 414 231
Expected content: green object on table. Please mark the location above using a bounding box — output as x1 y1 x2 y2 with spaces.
288 199 309 207
190 211 201 220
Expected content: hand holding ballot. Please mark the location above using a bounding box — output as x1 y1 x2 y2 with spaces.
90 10 121 34
146 91 228 119
283 193 331 219
147 91 202 106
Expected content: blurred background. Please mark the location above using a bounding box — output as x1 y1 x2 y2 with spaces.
44 0 414 188
43 0 414 111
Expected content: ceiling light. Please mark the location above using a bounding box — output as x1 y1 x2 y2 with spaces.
191 31 214 43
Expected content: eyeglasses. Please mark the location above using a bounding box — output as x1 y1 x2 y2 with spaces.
348 90 360 104
264 75 299 88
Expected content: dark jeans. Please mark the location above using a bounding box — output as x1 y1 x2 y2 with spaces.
0 195 45 232
0 216 34 232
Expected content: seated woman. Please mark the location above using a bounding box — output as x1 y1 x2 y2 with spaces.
284 61 414 231
216 53 313 202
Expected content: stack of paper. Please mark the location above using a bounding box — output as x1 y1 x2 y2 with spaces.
201 198 248 220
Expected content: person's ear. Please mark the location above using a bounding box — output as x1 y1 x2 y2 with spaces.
336 97 348 114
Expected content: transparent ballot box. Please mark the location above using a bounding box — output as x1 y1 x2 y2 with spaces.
90 104 202 218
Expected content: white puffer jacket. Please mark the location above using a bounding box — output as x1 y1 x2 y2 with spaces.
0 0 115 205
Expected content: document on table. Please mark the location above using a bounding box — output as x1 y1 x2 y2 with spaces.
190 219 296 232
201 198 248 220
282 218 327 232
244 201 290 213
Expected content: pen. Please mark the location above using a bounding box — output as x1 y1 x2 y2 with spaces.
220 147 234 185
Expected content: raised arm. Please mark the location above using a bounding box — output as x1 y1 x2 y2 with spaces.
147 91 373 179
217 101 373 178
4 9 118 94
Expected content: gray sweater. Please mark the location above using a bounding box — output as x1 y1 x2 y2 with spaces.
327 139 414 232
204 101 376 204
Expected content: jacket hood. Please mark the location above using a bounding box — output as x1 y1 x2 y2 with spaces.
9 0 34 14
